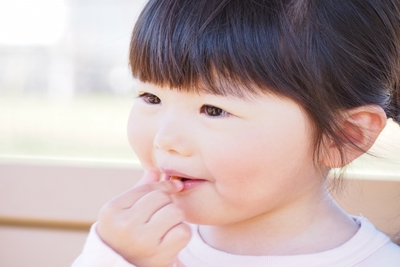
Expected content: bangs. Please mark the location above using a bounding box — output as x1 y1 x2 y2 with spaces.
129 0 296 98
129 0 400 165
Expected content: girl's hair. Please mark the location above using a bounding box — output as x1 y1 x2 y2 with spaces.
129 0 400 164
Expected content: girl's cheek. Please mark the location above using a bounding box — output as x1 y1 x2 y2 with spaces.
127 109 156 169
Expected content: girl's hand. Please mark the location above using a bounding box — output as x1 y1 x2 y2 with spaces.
97 171 192 267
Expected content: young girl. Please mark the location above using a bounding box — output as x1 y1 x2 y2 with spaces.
73 0 400 266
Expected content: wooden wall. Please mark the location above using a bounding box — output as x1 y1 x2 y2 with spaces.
1 163 399 267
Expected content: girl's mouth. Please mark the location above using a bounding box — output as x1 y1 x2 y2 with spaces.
170 176 190 182
169 176 206 191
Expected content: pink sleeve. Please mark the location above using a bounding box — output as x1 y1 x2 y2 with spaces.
71 223 136 267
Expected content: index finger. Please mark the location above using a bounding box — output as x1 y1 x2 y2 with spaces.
135 170 161 186
108 174 183 209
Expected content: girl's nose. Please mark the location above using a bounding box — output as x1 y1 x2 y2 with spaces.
153 119 192 157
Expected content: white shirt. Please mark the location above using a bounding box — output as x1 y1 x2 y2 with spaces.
72 216 400 267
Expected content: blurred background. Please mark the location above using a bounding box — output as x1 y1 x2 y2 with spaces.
0 1 148 266
0 0 399 266
0 0 148 167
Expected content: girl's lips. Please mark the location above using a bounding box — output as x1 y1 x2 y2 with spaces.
163 171 201 181
178 178 206 191
162 170 206 191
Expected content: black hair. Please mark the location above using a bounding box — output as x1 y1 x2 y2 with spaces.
129 0 400 164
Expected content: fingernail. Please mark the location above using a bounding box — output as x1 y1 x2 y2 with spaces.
170 179 183 190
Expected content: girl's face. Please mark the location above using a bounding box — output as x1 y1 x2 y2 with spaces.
128 82 325 225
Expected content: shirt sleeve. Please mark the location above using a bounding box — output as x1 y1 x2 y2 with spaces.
71 222 136 267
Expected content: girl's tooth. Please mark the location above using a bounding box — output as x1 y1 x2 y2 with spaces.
170 176 180 180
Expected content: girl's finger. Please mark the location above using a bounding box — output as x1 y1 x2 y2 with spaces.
128 190 173 224
104 179 182 210
135 170 160 187
147 203 186 238
159 222 192 253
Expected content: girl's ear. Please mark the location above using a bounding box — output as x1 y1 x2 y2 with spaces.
321 105 387 168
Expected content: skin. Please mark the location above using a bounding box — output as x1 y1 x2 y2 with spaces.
97 81 361 266
97 171 190 267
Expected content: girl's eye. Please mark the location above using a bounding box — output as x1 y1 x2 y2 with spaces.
138 93 161 104
200 105 228 117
